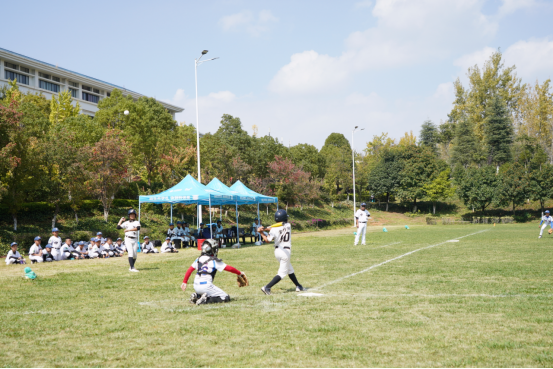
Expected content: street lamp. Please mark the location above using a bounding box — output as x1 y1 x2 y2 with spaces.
195 50 219 225
352 126 365 226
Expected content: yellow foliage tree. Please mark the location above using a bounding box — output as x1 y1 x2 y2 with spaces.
49 90 80 125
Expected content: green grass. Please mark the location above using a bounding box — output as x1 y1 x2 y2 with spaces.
1 223 553 367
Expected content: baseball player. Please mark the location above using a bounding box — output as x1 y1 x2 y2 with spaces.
257 209 304 295
42 244 55 262
252 218 264 245
180 239 248 305
142 236 158 254
60 238 74 260
117 209 141 272
6 242 25 265
167 223 177 241
354 203 371 246
214 220 225 247
48 227 63 261
183 222 195 247
161 237 178 253
72 241 88 259
29 237 44 264
88 238 101 259
539 210 553 238
115 238 126 254
96 232 106 245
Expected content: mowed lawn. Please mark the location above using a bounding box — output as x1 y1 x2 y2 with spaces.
1 223 553 367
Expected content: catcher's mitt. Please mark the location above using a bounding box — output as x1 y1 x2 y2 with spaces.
548 228 552 235
237 273 249 287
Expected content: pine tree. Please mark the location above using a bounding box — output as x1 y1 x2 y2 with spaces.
485 94 513 168
451 117 478 167
419 120 439 155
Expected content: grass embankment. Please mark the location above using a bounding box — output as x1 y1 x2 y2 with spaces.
1 223 552 366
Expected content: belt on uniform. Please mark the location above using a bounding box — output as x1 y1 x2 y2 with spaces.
199 281 207 285
125 236 136 239
360 222 367 223
276 246 291 250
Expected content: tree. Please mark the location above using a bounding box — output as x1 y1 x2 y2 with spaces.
214 114 253 165
398 131 417 147
320 133 352 197
451 117 480 167
267 156 320 210
423 168 455 214
83 129 131 221
398 146 446 212
250 135 290 179
290 143 325 179
485 94 514 168
49 90 80 125
495 162 529 215
419 120 439 155
455 166 500 212
367 148 403 211
528 164 553 212
438 120 455 160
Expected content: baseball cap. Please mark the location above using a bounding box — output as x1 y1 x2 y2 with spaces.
45 243 52 248
116 237 122 241
10 242 18 247
169 222 174 226
361 202 367 206
52 227 59 232
166 236 171 240
34 236 41 241
143 236 150 239
97 232 102 236
546 210 550 214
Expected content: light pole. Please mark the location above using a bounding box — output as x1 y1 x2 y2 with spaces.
352 126 364 226
194 50 219 225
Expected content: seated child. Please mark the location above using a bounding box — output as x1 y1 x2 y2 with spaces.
29 237 44 263
6 242 26 265
61 238 75 260
72 241 88 259
142 236 158 254
42 244 56 262
161 237 179 253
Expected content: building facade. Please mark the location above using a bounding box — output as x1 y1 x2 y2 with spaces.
0 47 183 117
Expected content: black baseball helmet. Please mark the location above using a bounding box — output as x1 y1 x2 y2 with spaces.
128 209 137 216
275 209 288 223
201 239 219 258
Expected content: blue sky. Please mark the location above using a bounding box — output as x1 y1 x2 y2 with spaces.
3 0 553 149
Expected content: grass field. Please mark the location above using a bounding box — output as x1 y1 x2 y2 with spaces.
1 223 553 367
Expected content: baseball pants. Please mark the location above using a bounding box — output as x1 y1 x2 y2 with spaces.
275 248 295 279
126 237 138 259
194 280 228 299
540 223 551 236
30 255 43 263
51 248 62 261
355 223 367 245
6 259 17 265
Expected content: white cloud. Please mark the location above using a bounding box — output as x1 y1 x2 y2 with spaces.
354 0 373 8
453 46 496 71
219 10 278 36
498 0 537 17
504 38 553 82
269 0 498 95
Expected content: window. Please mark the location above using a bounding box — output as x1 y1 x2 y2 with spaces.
52 76 60 82
39 80 59 92
39 72 51 79
20 66 29 74
93 88 100 94
5 70 29 85
82 85 91 91
106 92 111 97
82 92 99 103
69 81 79 88
69 88 78 98
5 62 18 70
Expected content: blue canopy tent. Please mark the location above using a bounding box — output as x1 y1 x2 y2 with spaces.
206 178 256 246
138 174 233 239
230 180 279 229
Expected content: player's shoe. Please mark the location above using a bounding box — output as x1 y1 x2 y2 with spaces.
129 268 139 272
196 293 208 305
539 235 542 239
295 285 305 292
261 286 271 295
189 293 198 304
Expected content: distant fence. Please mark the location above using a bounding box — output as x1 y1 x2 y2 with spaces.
426 217 514 225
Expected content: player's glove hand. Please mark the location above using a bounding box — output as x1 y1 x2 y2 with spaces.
548 228 552 235
257 226 264 233
236 273 249 287
181 283 187 292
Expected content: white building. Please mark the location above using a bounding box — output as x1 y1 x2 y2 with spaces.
0 47 183 117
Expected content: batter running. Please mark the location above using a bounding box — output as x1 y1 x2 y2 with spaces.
258 209 304 295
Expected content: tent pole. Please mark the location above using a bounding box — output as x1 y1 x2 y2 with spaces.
257 202 260 223
277 201 279 210
220 205 222 222
170 204 173 223
209 196 212 232
236 201 239 245
138 202 141 243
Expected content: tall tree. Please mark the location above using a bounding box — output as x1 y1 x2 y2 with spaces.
367 148 403 211
528 164 553 212
419 120 439 155
485 94 514 168
451 117 480 167
83 129 131 221
423 168 455 215
495 162 529 215
320 133 352 197
49 90 80 125
290 143 325 179
455 165 500 212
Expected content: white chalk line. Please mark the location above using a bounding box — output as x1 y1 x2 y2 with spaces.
374 241 402 249
338 293 553 298
311 229 490 291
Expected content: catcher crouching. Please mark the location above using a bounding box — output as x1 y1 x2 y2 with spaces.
181 239 249 305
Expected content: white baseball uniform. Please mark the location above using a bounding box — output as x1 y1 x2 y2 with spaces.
161 241 176 253
183 227 195 243
354 208 370 245
88 245 100 258
167 227 178 241
142 241 158 253
267 223 294 279
120 220 140 259
539 215 553 236
60 243 74 260
29 244 43 263
48 236 62 261
191 255 228 298
5 250 23 265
